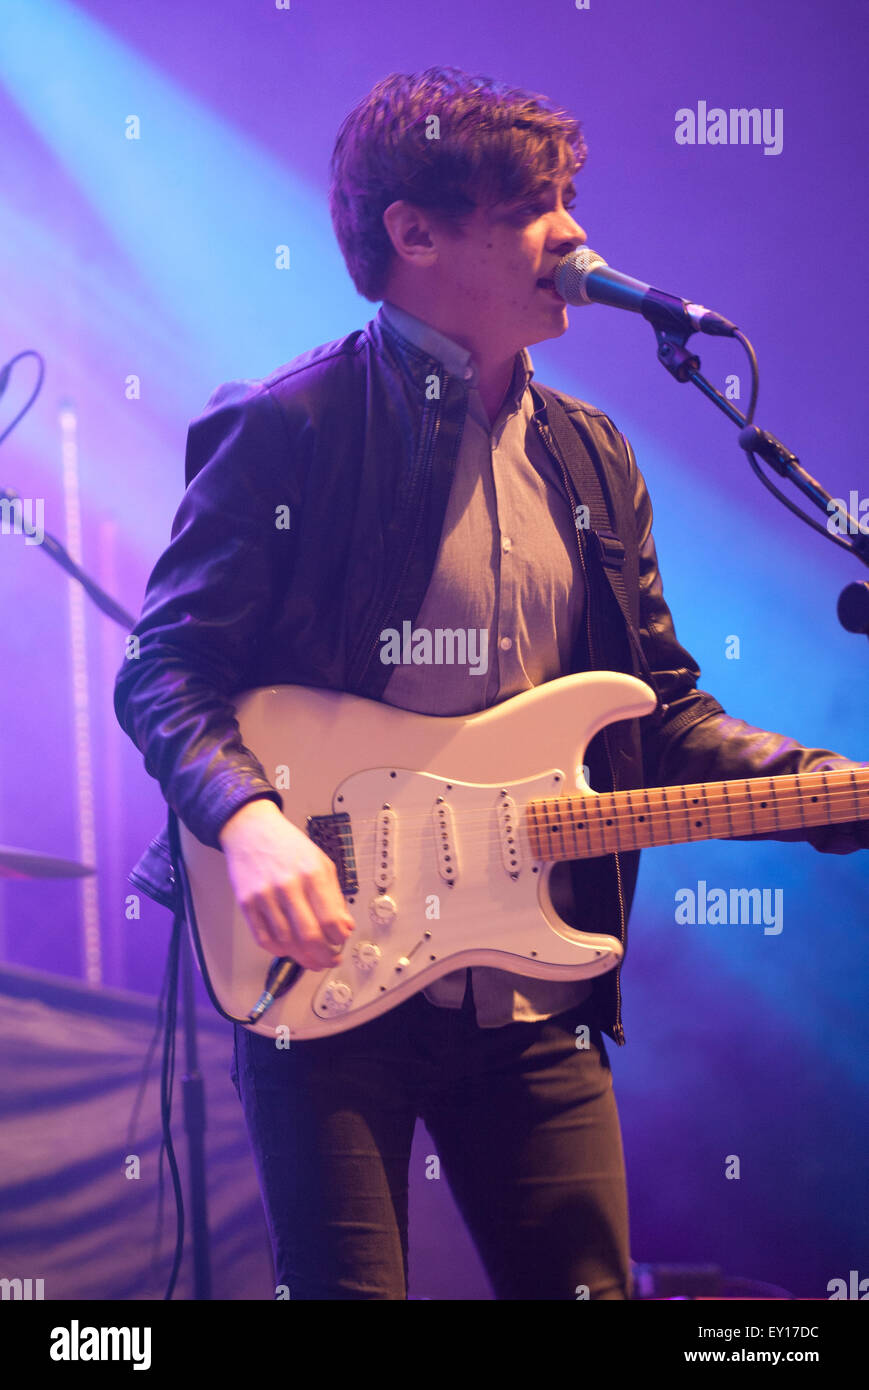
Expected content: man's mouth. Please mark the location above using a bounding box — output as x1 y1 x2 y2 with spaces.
537 277 564 298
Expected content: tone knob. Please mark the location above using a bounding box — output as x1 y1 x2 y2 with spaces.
321 980 353 1014
352 941 382 973
369 894 397 927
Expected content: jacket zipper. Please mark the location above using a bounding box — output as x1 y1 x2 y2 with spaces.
533 410 627 1045
355 376 447 687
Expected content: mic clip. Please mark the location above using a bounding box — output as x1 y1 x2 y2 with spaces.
653 325 702 383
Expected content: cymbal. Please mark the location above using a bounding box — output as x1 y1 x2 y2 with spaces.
0 846 96 880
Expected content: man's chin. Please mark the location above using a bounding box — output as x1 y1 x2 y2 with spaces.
525 304 569 346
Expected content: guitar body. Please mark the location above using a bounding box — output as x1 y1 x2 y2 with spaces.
178 670 657 1038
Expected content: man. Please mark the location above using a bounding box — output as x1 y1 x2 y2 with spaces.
115 67 868 1300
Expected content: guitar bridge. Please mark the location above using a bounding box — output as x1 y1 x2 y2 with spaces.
305 812 359 896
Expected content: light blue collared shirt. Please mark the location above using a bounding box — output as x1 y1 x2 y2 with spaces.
376 300 592 1027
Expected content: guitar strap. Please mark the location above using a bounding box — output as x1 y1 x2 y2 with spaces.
533 383 666 718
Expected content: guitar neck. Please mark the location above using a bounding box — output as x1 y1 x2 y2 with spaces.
526 767 869 861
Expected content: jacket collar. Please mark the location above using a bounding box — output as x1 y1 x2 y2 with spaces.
373 302 534 413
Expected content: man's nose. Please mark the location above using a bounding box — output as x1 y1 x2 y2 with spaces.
553 216 587 253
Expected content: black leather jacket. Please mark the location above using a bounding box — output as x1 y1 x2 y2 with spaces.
114 307 864 1044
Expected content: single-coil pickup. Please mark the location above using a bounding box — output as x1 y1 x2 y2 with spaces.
497 791 522 876
433 798 458 885
374 807 397 890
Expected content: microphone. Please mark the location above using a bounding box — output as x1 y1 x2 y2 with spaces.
553 248 738 338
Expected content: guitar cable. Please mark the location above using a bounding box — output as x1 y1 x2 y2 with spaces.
129 811 296 1304
124 891 185 1302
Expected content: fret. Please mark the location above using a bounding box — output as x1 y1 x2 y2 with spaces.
543 797 564 858
720 780 734 836
567 794 582 857
821 769 833 824
528 795 542 856
699 782 713 840
747 778 770 834
624 788 638 850
661 785 675 846
744 779 757 833
605 790 621 853
679 783 696 842
636 789 650 839
592 791 608 856
573 796 594 858
526 797 542 858
850 769 861 819
697 784 721 838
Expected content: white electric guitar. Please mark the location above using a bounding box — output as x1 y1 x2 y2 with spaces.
176 671 867 1040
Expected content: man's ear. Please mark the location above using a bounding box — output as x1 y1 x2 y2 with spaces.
382 200 440 271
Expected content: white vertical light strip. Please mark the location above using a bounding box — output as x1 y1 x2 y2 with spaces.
98 517 124 988
59 402 101 985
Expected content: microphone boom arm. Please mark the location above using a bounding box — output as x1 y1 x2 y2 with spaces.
649 320 869 575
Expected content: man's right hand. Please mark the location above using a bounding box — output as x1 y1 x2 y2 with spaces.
217 799 355 969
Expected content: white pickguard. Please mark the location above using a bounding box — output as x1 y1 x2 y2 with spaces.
178 670 657 1039
307 767 614 1026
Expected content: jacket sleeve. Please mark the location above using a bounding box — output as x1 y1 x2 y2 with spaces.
113 380 299 850
623 434 869 854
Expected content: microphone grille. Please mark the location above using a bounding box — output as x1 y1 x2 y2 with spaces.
554 247 608 305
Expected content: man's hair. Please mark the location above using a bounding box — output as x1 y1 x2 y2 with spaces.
329 66 587 301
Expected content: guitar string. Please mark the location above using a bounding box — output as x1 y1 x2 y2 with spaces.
318 780 868 828
301 784 868 856
321 773 867 821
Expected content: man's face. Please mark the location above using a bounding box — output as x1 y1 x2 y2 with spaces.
432 175 587 354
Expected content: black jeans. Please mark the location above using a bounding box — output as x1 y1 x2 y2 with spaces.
230 974 631 1300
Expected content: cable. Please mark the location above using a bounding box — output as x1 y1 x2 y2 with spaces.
733 329 759 424
159 910 185 1299
742 449 860 553
0 349 45 446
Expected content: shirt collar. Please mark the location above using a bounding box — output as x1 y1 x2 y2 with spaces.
379 300 534 414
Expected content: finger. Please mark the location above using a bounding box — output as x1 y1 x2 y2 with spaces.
275 885 346 968
243 895 297 956
303 875 355 947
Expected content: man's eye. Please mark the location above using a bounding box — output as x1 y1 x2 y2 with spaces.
525 197 576 217
509 195 574 221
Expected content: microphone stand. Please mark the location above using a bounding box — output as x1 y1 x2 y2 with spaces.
0 352 212 1300
648 315 869 637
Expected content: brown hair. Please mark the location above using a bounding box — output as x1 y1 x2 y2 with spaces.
329 66 587 301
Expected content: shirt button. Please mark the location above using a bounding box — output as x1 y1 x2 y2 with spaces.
502 537 512 552
499 636 513 651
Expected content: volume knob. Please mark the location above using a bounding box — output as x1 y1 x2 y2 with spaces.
352 941 382 973
369 894 397 927
321 980 353 1015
